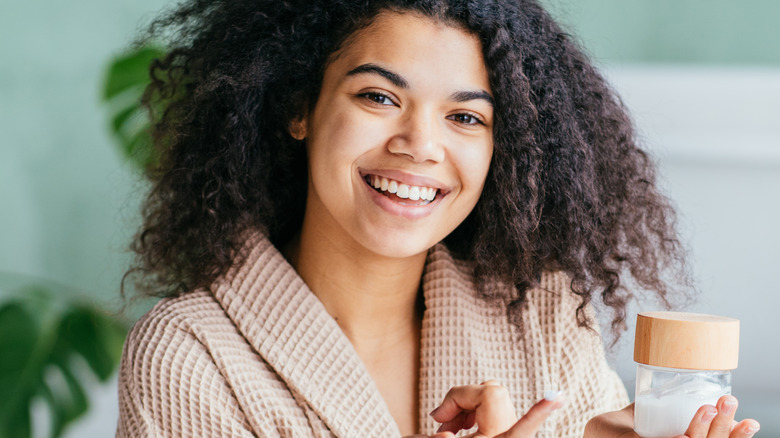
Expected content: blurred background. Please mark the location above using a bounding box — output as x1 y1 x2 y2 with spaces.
0 0 777 436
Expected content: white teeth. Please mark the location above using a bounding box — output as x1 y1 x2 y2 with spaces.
408 186 420 201
397 184 410 198
367 175 438 202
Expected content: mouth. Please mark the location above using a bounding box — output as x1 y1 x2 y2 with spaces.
363 174 442 207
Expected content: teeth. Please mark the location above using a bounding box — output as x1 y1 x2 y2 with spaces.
397 184 410 198
408 186 420 201
367 174 438 202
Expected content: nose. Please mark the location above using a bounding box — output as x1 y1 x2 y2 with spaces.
386 109 445 163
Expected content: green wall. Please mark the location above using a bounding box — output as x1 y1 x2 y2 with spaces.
1 0 776 310
542 0 780 65
0 0 165 310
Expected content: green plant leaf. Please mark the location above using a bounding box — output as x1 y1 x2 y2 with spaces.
102 45 165 172
0 302 39 438
40 361 89 438
111 103 141 136
0 284 128 438
59 307 127 381
103 46 166 101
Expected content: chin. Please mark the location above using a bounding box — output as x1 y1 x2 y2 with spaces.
358 233 439 260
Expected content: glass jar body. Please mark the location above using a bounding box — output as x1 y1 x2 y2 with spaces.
634 364 731 438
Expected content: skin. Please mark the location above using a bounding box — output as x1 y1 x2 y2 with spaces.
284 11 494 435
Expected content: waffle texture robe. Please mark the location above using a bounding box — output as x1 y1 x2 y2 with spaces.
117 233 629 437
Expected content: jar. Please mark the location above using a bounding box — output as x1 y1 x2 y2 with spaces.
633 312 739 438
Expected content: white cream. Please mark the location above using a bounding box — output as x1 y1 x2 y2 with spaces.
634 392 721 438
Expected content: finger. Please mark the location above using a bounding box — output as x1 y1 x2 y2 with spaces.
683 404 719 438
431 383 514 421
430 433 457 438
729 419 760 438
436 411 468 434
430 384 484 421
431 383 516 435
708 395 738 436
463 411 477 430
495 393 566 438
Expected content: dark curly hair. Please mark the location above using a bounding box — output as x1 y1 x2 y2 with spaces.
128 0 689 335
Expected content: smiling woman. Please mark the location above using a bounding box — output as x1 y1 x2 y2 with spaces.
116 1 758 437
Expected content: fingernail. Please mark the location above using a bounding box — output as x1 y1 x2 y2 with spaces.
429 406 440 417
701 406 718 422
721 396 737 415
436 424 445 433
544 390 562 401
745 421 760 435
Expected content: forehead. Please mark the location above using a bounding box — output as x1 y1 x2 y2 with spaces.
328 12 491 92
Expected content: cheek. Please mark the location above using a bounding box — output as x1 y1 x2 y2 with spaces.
459 141 493 192
309 108 383 165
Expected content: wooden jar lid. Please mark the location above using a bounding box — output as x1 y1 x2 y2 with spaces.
634 311 740 370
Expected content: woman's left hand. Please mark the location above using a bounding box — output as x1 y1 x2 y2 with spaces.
584 396 761 438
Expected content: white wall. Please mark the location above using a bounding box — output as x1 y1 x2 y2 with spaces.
604 66 780 435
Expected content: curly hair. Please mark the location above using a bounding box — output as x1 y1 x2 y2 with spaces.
128 0 689 335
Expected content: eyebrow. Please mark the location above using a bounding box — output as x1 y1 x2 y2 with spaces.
345 63 494 106
346 63 408 88
450 90 494 107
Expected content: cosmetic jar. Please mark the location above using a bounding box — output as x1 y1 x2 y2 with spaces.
633 312 739 438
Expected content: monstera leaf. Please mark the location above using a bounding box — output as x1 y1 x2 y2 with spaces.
0 279 127 438
102 45 166 171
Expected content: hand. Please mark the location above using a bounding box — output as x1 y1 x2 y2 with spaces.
584 396 761 438
428 381 565 438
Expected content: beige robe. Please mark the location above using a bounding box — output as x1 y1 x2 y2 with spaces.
117 233 628 437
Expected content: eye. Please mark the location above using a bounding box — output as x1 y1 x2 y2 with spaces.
447 113 485 126
358 91 396 106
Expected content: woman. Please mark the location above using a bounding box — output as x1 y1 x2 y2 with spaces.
117 0 759 437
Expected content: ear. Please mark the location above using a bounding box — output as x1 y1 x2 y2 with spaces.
288 116 307 141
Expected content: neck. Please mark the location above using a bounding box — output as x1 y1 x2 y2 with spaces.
282 224 426 354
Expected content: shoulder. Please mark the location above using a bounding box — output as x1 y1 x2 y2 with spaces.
117 291 257 437
122 290 237 365
119 290 238 392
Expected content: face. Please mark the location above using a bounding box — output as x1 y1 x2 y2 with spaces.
295 12 494 259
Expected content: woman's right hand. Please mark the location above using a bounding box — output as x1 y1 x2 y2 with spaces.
426 381 565 438
584 395 761 438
